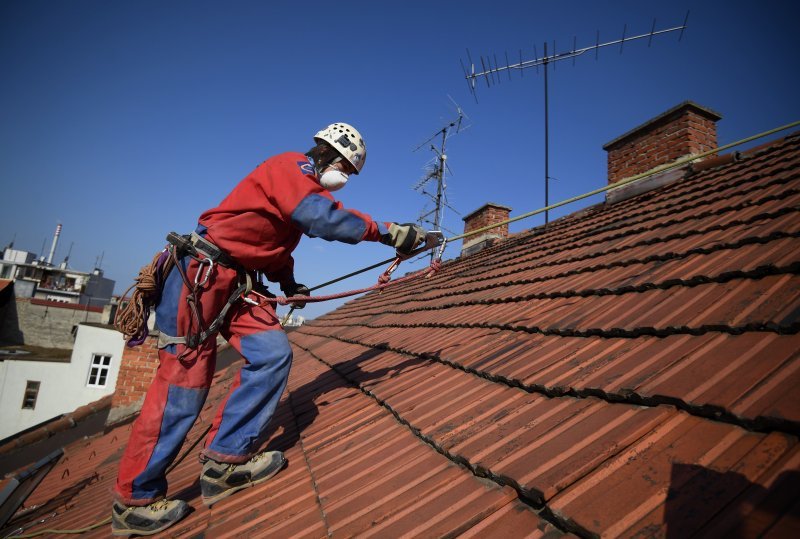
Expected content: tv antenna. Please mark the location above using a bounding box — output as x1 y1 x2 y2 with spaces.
63 241 74 267
460 11 689 224
413 98 469 260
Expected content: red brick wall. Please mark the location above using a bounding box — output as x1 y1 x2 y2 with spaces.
463 203 511 238
604 102 721 184
111 335 159 410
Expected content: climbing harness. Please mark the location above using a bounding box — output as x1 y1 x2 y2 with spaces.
157 232 254 353
115 232 253 352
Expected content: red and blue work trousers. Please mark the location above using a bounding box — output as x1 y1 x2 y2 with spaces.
114 255 292 505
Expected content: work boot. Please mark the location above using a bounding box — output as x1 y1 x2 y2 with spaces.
111 499 190 536
200 450 286 506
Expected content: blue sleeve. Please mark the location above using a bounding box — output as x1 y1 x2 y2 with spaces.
291 194 368 244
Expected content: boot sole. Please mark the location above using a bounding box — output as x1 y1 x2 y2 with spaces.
202 455 286 507
111 505 190 536
112 526 171 537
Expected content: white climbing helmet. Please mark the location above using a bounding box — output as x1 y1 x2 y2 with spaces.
314 123 367 174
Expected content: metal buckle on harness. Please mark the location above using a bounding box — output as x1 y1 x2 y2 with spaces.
190 233 222 260
242 289 269 306
238 273 261 306
194 258 214 287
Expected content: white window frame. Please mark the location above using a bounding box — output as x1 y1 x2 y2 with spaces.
22 380 40 409
87 354 112 388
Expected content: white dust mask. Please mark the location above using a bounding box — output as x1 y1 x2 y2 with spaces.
319 169 349 191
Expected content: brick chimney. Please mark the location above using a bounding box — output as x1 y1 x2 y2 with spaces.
106 335 160 425
602 101 722 202
461 202 512 257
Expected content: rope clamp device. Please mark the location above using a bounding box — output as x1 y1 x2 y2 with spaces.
430 231 446 260
426 232 447 278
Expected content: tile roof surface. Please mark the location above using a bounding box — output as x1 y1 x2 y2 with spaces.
4 133 799 537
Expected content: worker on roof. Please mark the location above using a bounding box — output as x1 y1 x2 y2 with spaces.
111 123 431 536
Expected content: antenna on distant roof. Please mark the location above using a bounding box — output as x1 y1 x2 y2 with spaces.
460 11 690 224
413 98 469 261
63 241 74 267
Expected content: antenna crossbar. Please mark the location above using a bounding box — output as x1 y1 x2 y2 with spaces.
463 20 687 93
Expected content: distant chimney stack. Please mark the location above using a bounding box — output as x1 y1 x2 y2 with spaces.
603 101 722 185
47 223 62 265
461 202 512 257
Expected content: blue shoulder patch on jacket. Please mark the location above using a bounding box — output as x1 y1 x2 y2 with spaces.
296 160 315 176
291 194 367 244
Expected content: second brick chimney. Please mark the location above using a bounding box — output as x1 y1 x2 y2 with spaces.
461 202 512 257
602 101 722 203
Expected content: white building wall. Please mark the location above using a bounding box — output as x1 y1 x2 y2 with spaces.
0 324 124 439
3 249 35 264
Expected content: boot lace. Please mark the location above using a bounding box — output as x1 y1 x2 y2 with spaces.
147 500 172 511
250 451 273 463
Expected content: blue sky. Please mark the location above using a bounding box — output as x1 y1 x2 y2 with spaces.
1 0 799 320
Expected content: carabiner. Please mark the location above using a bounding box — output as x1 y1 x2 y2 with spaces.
385 258 401 277
194 258 214 287
377 257 402 294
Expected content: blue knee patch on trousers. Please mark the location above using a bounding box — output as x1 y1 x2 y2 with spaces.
208 330 293 457
131 385 207 499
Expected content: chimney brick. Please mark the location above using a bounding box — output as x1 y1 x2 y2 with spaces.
603 101 722 184
107 334 160 424
461 203 512 257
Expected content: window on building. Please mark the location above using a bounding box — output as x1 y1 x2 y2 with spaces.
87 354 112 388
22 381 40 409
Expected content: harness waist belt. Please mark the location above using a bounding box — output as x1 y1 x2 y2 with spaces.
166 231 240 269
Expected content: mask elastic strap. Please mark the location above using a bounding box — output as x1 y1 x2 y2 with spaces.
316 156 341 176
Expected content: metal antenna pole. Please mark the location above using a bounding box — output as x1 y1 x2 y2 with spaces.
543 41 549 225
414 103 469 260
435 129 447 233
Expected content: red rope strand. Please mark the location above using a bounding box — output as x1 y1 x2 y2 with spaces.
252 258 440 307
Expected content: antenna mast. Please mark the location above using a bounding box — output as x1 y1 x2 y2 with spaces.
461 12 689 224
414 100 468 260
